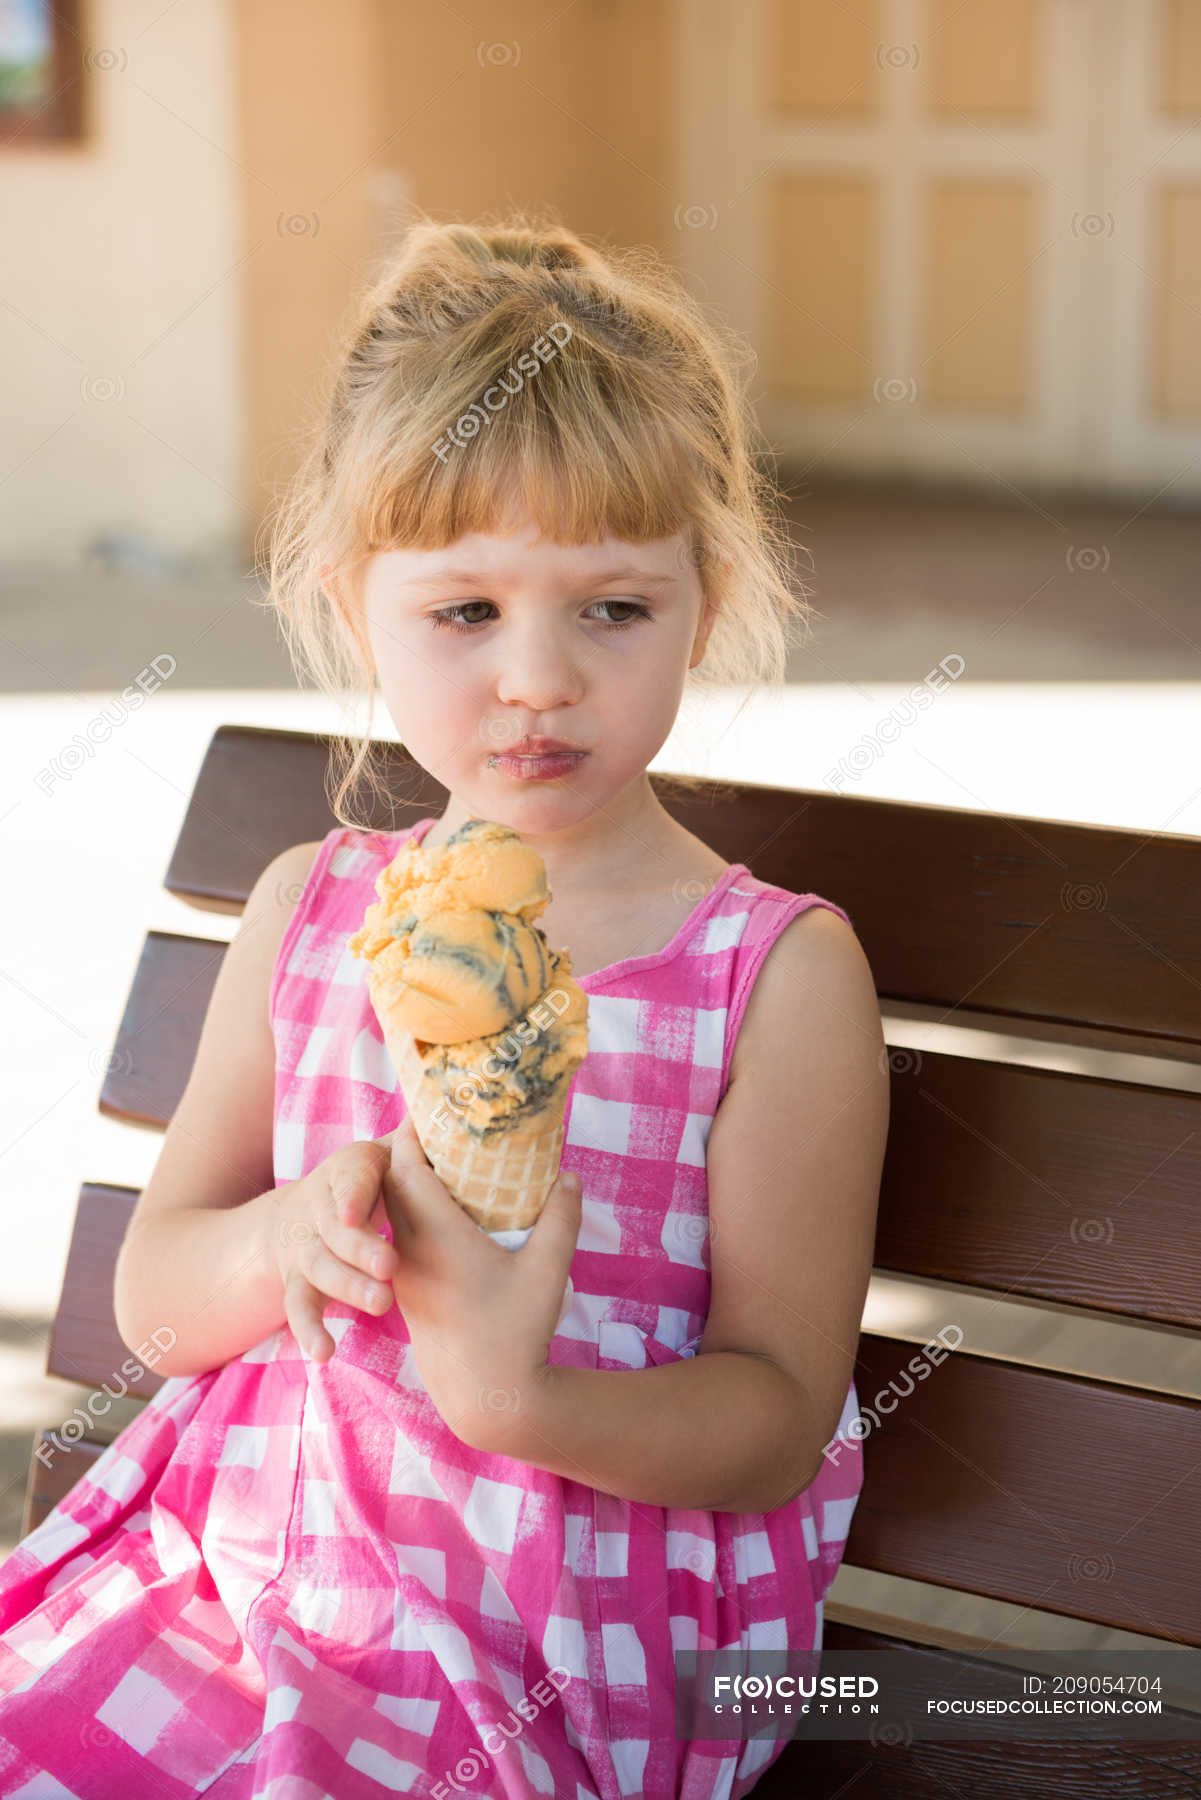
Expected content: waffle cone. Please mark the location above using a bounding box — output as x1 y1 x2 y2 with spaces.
384 1020 568 1234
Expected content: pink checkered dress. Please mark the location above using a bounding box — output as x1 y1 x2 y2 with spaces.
0 817 865 1798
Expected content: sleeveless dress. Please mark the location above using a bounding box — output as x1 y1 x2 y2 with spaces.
0 817 865 1800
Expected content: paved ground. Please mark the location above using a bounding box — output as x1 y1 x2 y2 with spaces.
2 476 1199 1667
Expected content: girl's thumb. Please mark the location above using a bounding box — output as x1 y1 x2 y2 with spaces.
378 1114 426 1179
525 1167 581 1326
530 1166 582 1257
555 1166 583 1208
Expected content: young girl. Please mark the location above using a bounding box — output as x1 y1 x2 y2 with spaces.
0 213 888 1798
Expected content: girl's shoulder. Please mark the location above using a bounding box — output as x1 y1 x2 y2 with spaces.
722 860 856 973
727 891 875 1086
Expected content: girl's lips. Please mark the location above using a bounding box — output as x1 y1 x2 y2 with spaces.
508 737 583 754
488 751 588 781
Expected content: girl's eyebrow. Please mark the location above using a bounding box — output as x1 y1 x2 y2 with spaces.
402 565 678 591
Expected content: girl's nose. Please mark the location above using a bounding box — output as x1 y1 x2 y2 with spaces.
493 630 585 713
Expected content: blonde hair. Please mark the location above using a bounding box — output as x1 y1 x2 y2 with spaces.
255 206 814 827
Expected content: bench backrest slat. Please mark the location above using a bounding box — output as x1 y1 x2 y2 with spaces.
848 1335 1201 1642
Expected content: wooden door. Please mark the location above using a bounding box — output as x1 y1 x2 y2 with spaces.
675 0 1201 500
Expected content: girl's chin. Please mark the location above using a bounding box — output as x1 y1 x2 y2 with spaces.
462 778 598 826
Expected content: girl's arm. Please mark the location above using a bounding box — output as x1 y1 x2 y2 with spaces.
113 840 322 1378
115 1189 290 1379
472 907 890 1512
486 1351 818 1513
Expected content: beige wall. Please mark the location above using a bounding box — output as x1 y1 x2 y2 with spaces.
0 0 243 564
235 0 672 561
376 0 669 249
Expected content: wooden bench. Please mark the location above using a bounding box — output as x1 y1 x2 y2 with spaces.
22 722 1201 1793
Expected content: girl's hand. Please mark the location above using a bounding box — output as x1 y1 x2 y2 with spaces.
269 1139 401 1361
381 1113 582 1452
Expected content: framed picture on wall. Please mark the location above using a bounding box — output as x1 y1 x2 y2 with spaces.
0 0 84 144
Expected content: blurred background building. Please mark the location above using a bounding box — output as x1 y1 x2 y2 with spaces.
1 0 1199 1671
5 0 1201 571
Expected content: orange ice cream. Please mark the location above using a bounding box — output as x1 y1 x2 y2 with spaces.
349 823 559 1044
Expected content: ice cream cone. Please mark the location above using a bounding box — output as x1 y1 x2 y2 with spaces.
384 1016 570 1236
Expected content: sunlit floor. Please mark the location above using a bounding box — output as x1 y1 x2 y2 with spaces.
2 477 1199 1659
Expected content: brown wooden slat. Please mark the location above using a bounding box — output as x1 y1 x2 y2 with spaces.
21 1435 107 1541
845 1336 1201 1644
165 725 1201 1048
99 932 222 1126
710 787 1201 1052
877 1049 1201 1329
47 1184 163 1398
753 1624 1201 1799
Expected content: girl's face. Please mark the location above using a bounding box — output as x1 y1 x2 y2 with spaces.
355 518 715 837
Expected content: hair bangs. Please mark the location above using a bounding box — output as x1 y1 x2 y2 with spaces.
359 339 707 558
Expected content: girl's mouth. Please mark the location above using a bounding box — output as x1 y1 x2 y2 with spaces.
488 752 588 781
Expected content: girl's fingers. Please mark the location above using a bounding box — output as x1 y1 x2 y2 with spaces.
329 1153 383 1228
325 1207 397 1282
367 1190 399 1249
379 1116 432 1233
388 1114 469 1232
286 1253 391 1364
285 1272 333 1361
390 1113 421 1153
323 1172 398 1280
301 1239 392 1315
390 1113 436 1182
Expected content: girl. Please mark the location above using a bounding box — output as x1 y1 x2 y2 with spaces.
0 213 888 1798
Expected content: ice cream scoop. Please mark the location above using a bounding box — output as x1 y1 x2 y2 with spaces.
350 820 558 1043
361 905 557 1045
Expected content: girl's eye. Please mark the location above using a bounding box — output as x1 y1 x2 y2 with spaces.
592 599 651 630
429 601 493 633
428 599 652 636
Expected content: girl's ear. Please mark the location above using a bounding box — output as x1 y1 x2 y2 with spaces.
318 557 365 648
689 595 717 669
320 551 372 626
317 551 339 608
318 550 379 688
